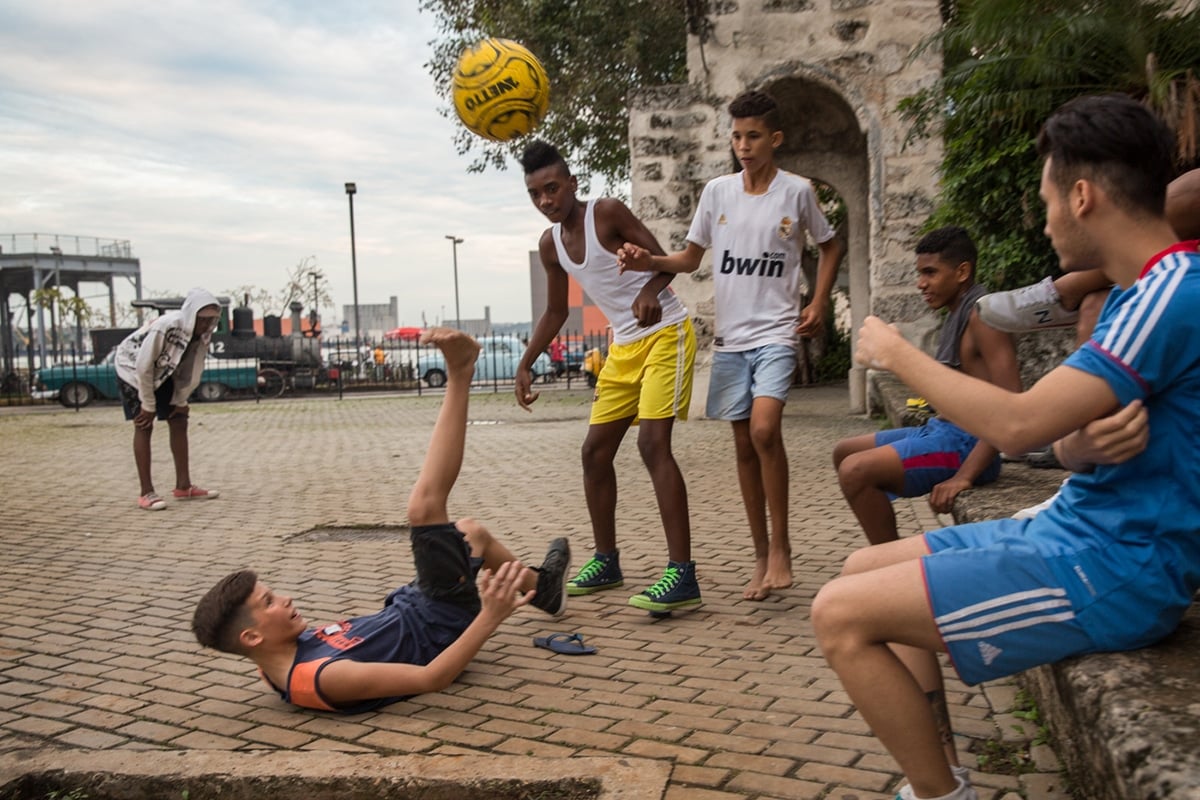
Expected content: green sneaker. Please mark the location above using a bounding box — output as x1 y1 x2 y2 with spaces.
566 551 623 596
628 561 701 612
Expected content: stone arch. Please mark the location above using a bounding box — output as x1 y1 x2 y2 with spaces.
760 74 871 410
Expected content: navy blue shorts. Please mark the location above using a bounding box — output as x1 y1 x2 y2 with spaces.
409 523 483 615
119 377 175 421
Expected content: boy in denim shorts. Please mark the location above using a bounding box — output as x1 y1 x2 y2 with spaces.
831 226 1020 544
813 94 1200 800
192 329 571 713
619 90 843 600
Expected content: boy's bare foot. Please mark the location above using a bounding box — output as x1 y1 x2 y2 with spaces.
763 550 793 591
743 557 771 601
421 327 481 370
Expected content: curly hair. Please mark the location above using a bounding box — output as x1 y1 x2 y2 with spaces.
520 140 569 176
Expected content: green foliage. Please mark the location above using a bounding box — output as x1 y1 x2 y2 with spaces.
903 0 1200 290
420 0 689 190
814 311 852 384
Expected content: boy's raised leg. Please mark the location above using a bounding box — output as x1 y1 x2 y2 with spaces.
406 328 481 527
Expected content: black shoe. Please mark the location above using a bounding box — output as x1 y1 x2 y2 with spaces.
531 538 571 617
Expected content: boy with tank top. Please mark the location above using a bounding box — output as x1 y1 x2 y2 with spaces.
517 141 701 615
831 226 1020 544
618 90 844 600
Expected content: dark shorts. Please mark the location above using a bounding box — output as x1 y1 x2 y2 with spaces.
119 377 175 421
410 523 483 615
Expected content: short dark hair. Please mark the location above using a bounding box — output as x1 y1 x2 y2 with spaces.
1037 93 1175 217
729 90 781 132
192 570 258 655
520 140 569 176
916 225 978 278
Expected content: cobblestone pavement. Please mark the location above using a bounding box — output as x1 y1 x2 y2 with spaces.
0 384 1068 799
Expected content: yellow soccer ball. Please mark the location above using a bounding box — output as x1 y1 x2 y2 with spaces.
452 38 550 142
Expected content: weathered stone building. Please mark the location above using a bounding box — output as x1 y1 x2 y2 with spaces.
628 0 946 412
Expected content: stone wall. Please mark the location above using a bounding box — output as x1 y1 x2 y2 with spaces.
628 0 948 411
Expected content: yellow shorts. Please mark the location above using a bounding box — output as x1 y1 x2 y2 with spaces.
590 318 696 425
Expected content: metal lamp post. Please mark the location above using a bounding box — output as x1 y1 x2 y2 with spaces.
345 182 361 347
445 235 463 330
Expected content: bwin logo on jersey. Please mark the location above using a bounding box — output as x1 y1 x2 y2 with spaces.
719 250 785 278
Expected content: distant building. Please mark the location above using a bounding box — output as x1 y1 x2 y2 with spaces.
527 251 610 339
342 296 398 342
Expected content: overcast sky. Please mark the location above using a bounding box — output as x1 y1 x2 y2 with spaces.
0 0 554 330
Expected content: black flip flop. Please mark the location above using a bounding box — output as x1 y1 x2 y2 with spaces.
533 632 597 655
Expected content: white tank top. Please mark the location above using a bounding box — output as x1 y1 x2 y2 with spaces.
551 200 688 345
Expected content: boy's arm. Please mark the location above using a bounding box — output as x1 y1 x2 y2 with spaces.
516 233 570 409
927 312 1022 513
855 315 1118 455
597 198 677 326
170 341 207 408
133 329 165 412
618 241 706 275
797 236 845 337
316 561 534 704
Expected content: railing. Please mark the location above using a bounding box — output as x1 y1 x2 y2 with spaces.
0 330 612 408
0 233 134 259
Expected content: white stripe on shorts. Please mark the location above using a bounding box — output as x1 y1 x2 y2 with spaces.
935 587 1076 643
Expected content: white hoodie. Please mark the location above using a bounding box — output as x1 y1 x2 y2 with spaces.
114 287 221 412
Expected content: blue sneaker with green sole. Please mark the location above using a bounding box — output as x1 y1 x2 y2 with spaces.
628 561 701 612
566 551 624 596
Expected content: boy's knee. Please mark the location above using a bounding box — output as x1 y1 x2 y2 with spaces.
836 452 870 491
811 581 854 652
406 488 442 527
748 420 782 453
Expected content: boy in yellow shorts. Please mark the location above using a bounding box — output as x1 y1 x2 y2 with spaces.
516 141 700 614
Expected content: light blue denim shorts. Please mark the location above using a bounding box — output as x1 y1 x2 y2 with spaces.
705 344 796 421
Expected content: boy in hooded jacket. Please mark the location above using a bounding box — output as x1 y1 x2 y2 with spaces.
114 286 222 510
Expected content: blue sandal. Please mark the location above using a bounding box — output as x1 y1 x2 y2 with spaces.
533 632 597 655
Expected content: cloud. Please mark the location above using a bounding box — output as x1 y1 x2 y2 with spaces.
0 0 548 329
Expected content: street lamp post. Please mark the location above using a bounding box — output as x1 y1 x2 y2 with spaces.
445 235 463 329
345 182 361 347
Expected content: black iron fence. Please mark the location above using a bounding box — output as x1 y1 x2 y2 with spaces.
2 330 612 409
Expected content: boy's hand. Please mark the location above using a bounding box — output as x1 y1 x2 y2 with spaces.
168 404 189 419
514 366 540 411
477 560 534 622
133 407 156 430
854 316 905 371
616 243 653 273
632 285 663 327
929 476 971 514
1058 399 1148 469
796 302 826 338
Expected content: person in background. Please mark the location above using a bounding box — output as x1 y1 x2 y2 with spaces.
114 286 222 510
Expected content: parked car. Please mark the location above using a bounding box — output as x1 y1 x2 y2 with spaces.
35 350 260 407
414 334 552 388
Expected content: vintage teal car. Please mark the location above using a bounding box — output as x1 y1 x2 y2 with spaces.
35 351 260 407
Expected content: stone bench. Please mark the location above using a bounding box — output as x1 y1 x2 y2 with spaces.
867 366 1200 800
